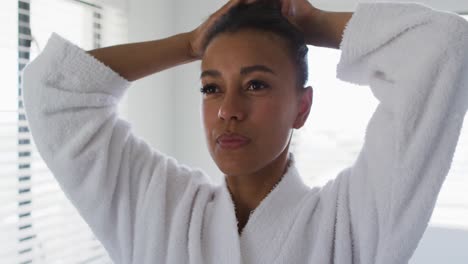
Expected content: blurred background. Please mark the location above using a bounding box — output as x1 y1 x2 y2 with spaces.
0 0 467 263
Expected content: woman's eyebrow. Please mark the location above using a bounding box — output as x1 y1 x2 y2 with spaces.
200 69 221 79
240 65 276 76
200 64 276 79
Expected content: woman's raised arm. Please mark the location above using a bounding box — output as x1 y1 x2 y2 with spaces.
86 0 245 81
86 33 196 82
329 3 467 262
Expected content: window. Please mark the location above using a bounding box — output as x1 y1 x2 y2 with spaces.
292 15 468 231
0 0 127 262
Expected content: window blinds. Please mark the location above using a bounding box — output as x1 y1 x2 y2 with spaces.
0 0 128 263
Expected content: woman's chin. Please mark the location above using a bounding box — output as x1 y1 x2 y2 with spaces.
217 162 246 176
214 156 256 177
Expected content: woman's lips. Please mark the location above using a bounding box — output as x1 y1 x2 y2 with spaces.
216 133 250 149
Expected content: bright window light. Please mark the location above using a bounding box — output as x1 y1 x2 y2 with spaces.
293 40 468 230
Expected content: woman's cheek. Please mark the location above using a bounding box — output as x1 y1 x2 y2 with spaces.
256 99 287 124
201 102 217 138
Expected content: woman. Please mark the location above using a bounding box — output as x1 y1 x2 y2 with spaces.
22 0 468 263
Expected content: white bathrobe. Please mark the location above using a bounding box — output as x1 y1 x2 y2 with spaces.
22 2 468 264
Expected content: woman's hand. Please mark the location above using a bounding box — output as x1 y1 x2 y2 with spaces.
188 0 246 59
278 0 354 48
248 0 353 49
278 0 322 30
243 0 325 45
188 0 352 55
187 0 322 59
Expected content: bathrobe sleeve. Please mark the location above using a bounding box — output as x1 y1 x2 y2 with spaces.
336 3 468 263
21 33 210 263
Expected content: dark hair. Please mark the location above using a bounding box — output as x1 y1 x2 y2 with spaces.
203 1 309 89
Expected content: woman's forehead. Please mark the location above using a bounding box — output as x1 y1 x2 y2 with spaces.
201 31 293 73
204 29 289 54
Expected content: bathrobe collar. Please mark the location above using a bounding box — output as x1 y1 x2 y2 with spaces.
216 153 312 263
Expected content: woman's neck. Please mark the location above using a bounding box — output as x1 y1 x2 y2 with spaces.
225 148 291 234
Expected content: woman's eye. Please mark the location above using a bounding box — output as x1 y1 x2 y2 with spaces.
200 84 219 94
247 80 269 91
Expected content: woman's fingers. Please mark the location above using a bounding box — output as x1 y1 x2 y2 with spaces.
213 0 241 18
189 0 317 58
289 0 297 16
188 0 244 59
280 0 291 17
204 0 240 35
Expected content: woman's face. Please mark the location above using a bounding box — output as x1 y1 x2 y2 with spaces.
201 30 312 176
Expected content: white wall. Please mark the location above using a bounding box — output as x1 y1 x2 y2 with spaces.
124 0 468 262
171 0 228 184
124 0 223 182
126 0 176 156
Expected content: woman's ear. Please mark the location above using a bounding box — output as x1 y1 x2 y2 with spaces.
293 86 313 129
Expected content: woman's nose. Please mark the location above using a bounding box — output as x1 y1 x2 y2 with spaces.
217 93 246 121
